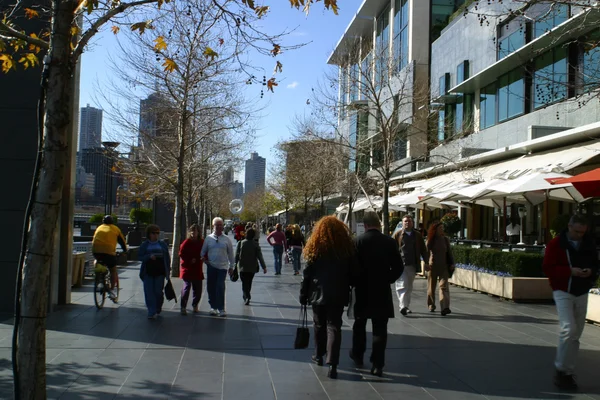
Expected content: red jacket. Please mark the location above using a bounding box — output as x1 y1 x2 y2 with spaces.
179 238 204 281
543 231 598 295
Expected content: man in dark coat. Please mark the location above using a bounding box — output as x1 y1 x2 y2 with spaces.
350 211 403 377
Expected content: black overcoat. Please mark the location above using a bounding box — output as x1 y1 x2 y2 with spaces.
353 229 404 319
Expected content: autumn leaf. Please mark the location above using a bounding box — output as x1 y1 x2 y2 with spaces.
162 57 178 73
203 47 218 61
324 0 338 15
274 61 283 74
270 43 281 57
18 53 39 69
218 38 224 46
71 26 79 36
0 54 15 73
131 20 153 35
154 36 167 52
11 39 26 52
0 40 5 52
289 0 305 9
24 8 39 19
255 6 269 18
242 0 255 10
85 0 98 14
111 26 120 35
267 77 277 93
29 33 43 53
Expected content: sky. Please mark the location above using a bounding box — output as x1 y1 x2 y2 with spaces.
78 0 364 181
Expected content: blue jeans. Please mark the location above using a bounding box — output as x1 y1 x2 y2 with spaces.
272 245 283 274
207 266 228 311
143 275 165 316
292 248 302 272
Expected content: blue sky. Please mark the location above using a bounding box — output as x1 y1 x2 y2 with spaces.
79 0 363 181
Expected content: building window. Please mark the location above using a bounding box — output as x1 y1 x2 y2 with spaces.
339 66 348 119
350 63 359 102
498 69 525 122
480 83 497 129
348 112 358 172
533 47 567 109
456 60 469 84
393 133 407 161
393 0 409 72
534 4 568 39
437 109 445 142
376 5 391 89
361 51 372 97
498 21 526 60
579 30 600 93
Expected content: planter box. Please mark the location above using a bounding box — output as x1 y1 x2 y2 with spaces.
449 269 553 301
586 294 600 324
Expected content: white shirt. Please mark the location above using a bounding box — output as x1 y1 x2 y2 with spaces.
200 233 234 269
506 223 520 236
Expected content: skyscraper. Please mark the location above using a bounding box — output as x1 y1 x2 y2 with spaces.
244 152 266 194
78 105 103 152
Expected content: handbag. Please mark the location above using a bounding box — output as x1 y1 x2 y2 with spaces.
229 266 239 282
164 279 177 303
294 305 310 349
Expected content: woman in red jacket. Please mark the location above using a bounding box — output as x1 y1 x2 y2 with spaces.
179 224 204 315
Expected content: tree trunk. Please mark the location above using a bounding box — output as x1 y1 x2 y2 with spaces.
382 182 390 235
15 1 76 398
170 113 187 277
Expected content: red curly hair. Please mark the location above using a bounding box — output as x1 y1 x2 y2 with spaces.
427 222 443 247
303 216 355 263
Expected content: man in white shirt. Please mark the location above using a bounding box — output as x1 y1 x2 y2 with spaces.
201 217 235 317
506 219 521 244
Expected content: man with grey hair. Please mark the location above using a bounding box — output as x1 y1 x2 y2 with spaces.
543 214 599 390
201 217 235 317
392 214 428 316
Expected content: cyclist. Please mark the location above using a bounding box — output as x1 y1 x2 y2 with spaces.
92 215 128 300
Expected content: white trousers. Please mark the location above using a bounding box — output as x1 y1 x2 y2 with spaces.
553 290 588 374
395 265 416 309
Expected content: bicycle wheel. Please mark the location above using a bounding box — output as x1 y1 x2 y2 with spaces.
94 273 106 309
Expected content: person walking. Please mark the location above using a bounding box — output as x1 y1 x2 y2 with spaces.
392 215 428 316
201 217 235 317
289 224 306 276
267 223 287 275
235 228 267 305
138 224 170 319
252 223 260 244
425 222 455 316
299 216 357 379
543 214 599 390
179 224 204 315
350 212 403 377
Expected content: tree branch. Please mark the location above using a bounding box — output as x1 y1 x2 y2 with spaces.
0 21 49 49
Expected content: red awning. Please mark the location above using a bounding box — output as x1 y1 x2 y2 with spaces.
547 168 600 198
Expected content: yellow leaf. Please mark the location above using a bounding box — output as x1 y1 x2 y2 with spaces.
111 26 120 35
274 61 283 74
162 57 178 73
270 44 281 57
267 77 278 93
255 6 269 18
0 40 5 52
71 26 79 36
131 20 153 35
0 54 16 73
154 36 167 52
24 8 39 19
203 47 218 61
324 0 339 15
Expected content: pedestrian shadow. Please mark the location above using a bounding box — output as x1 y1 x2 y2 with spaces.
404 313 557 324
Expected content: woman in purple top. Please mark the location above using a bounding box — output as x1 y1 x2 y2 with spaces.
267 223 287 275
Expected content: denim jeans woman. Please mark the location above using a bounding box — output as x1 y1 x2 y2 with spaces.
272 244 284 274
267 223 287 276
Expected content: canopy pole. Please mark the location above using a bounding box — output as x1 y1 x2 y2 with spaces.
503 197 507 242
545 191 550 244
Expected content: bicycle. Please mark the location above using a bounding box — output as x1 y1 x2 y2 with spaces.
93 260 119 309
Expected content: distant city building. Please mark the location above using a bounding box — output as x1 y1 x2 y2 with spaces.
138 92 175 148
229 181 244 199
222 166 234 184
244 152 266 194
78 105 102 153
79 148 108 205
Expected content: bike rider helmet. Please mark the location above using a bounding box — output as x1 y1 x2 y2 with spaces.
103 215 114 224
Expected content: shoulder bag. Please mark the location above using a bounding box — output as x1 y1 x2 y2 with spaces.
294 305 310 349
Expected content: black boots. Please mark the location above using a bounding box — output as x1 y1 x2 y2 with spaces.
327 365 338 379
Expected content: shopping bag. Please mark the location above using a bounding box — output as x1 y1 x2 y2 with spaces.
229 266 239 282
164 279 177 303
294 305 310 349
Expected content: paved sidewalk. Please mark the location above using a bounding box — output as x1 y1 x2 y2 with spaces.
3 235 600 399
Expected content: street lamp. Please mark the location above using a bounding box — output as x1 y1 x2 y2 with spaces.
102 141 120 216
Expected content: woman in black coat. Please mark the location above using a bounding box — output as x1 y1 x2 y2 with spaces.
299 216 358 379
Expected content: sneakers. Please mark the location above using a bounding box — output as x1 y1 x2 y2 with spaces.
209 309 219 316
441 308 452 316
554 370 578 390
429 307 436 312
244 299 250 306
218 310 227 317
147 314 157 319
180 308 187 316
400 307 409 316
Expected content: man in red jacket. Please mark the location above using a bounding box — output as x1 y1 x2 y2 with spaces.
543 214 599 390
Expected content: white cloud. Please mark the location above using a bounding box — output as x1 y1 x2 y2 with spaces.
287 81 299 89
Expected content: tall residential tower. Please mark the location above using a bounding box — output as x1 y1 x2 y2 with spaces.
244 152 266 194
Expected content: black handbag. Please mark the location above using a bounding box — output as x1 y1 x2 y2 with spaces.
294 305 310 349
229 266 239 282
164 279 177 303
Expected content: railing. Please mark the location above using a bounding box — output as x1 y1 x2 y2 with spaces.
450 238 546 254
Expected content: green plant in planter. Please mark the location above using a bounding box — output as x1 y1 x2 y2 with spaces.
129 207 153 225
89 213 118 224
550 214 571 238
440 212 461 237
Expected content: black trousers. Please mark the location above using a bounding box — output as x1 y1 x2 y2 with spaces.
352 317 389 368
240 272 255 300
312 304 344 366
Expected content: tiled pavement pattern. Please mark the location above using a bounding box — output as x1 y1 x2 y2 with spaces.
2 236 600 399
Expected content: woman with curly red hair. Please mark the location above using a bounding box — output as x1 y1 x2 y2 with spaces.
299 216 357 379
426 222 455 316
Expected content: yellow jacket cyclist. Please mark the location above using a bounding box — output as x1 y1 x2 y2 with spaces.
92 215 128 298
